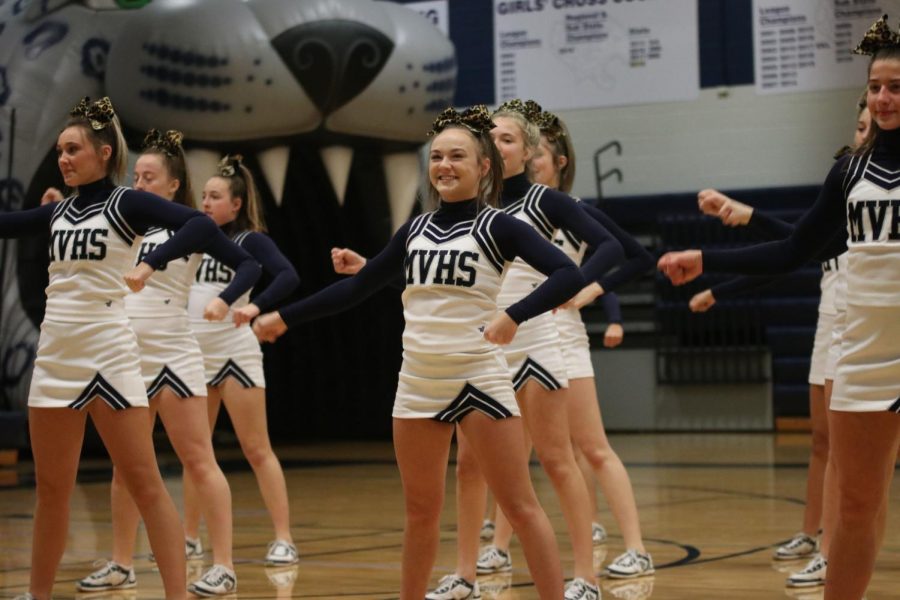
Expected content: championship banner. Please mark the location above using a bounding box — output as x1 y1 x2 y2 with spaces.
754 0 900 94
493 0 699 110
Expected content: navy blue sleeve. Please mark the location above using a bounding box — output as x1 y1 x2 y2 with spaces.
0 203 56 237
279 222 410 327
747 210 795 240
490 213 585 324
599 292 622 323
203 231 263 305
537 188 624 282
578 203 654 291
239 233 299 312
703 159 848 274
117 190 218 269
711 275 779 300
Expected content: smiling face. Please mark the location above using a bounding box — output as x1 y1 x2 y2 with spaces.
428 127 490 202
868 57 900 132
201 176 241 226
56 126 110 188
490 116 532 178
133 153 180 201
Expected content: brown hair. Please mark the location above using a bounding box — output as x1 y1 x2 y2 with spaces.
215 156 267 232
541 118 576 193
427 125 504 210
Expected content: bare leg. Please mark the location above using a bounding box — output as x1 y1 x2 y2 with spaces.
183 384 223 540
110 401 159 566
89 402 186 600
393 418 455 600
517 380 595 580
573 445 600 521
454 427 488 582
158 389 233 568
27 407 87 600
802 383 828 536
220 380 292 541
567 378 645 551
820 379 838 557
824 410 900 600
459 413 564 600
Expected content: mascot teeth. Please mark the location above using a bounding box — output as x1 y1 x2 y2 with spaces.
257 146 290 208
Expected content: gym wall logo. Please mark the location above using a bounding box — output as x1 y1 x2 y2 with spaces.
0 0 456 409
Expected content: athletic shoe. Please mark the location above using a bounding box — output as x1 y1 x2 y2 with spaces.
774 532 818 560
564 577 600 600
188 564 237 597
77 560 137 592
265 539 299 565
186 536 204 560
425 574 482 599
606 549 655 579
592 522 608 544
480 519 495 541
786 555 827 588
476 545 512 574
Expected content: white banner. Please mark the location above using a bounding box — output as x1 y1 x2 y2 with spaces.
403 0 449 35
753 0 900 95
492 0 699 111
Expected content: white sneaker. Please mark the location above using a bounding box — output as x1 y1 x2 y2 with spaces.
476 545 512 574
77 560 137 592
425 574 482 599
786 555 827 588
265 539 299 565
480 519 496 541
564 577 600 600
606 549 655 579
186 536 204 560
592 522 608 544
188 564 237 597
774 532 818 561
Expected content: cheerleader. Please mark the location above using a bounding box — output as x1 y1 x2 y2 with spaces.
183 155 300 565
658 17 900 599
7 97 227 600
75 130 261 596
253 105 612 600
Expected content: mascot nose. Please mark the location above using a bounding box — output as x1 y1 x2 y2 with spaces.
272 20 394 115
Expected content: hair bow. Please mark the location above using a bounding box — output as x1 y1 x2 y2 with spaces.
217 154 243 177
141 129 184 157
854 14 900 56
494 99 543 124
428 105 496 136
70 96 116 131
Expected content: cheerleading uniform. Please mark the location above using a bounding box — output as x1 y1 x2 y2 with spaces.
278 198 586 421
498 174 625 391
703 130 900 412
125 227 260 399
0 179 219 409
188 224 299 389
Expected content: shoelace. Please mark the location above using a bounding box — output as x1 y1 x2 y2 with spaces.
799 558 826 574
201 566 232 586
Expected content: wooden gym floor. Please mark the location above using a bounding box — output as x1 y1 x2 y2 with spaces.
0 433 897 599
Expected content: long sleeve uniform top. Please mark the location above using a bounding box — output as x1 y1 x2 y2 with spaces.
0 178 227 322
703 127 900 306
279 198 585 354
